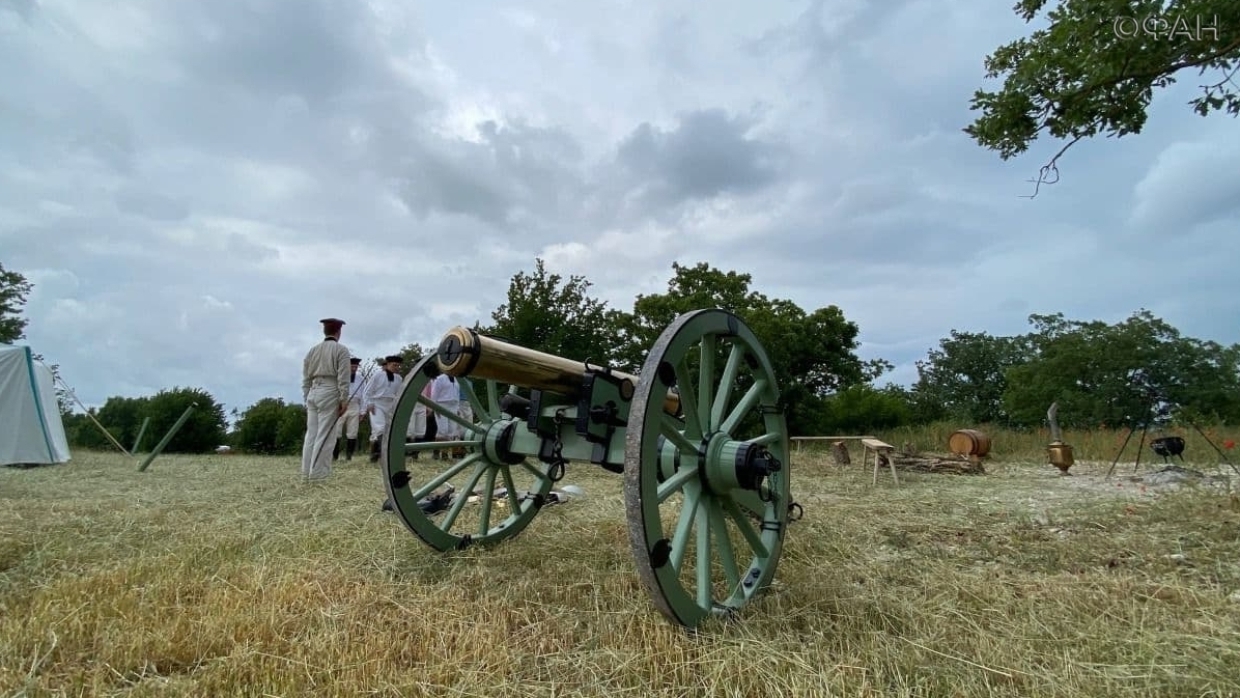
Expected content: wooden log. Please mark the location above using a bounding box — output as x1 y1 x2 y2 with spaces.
830 440 851 466
890 454 986 475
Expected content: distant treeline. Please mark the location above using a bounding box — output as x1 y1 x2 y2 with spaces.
62 260 1240 455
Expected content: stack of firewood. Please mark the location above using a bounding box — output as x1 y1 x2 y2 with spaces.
886 452 985 475
828 441 985 475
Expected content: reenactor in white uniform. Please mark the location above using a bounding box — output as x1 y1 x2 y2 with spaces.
300 317 351 481
332 357 366 462
363 355 404 462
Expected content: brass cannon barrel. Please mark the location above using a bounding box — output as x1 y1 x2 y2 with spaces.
435 326 681 414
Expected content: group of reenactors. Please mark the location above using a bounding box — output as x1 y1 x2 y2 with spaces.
300 317 470 486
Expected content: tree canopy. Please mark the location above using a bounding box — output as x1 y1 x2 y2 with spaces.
966 0 1240 193
912 331 1033 424
232 397 306 455
609 262 889 435
478 258 619 366
66 387 229 453
1003 310 1240 427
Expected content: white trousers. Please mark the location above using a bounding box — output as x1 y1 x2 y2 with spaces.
436 399 462 440
369 397 396 441
334 403 361 440
409 403 427 439
301 385 339 480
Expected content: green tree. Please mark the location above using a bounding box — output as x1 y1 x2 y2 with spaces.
611 262 890 435
965 0 1240 194
0 262 33 344
479 258 621 365
277 403 309 452
91 396 152 450
234 397 306 455
1002 310 1240 427
63 409 110 450
143 387 228 453
912 331 1033 424
820 384 913 434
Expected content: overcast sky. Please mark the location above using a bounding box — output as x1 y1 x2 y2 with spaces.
4 0 1238 420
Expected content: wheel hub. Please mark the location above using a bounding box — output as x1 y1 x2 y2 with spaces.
731 441 782 492
699 433 781 495
482 418 524 465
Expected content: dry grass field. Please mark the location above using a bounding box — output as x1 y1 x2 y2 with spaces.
3 436 1239 697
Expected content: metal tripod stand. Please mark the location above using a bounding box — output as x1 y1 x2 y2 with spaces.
1106 395 1238 477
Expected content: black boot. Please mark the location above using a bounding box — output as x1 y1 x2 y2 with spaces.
369 440 381 463
346 438 357 461
332 439 341 461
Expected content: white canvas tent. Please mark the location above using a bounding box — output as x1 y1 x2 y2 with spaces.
0 344 71 466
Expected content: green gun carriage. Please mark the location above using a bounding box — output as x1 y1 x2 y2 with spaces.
380 309 798 628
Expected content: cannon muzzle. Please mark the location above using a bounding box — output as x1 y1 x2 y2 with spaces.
435 326 680 414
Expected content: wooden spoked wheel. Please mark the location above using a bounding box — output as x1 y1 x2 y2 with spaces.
382 355 556 551
624 309 792 628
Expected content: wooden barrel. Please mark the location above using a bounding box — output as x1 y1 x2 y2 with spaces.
948 429 991 458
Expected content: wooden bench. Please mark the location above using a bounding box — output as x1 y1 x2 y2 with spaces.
791 435 875 453
861 438 899 486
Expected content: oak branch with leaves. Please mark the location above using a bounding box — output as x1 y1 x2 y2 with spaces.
965 0 1240 196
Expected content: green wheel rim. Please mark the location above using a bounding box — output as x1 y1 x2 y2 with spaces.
383 355 556 551
624 309 792 628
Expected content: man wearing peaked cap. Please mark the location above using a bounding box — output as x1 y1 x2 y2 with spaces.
332 357 367 462
300 317 352 481
362 354 404 463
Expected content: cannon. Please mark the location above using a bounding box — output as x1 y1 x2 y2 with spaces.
380 309 796 628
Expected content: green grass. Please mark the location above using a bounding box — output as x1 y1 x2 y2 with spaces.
1 445 1238 697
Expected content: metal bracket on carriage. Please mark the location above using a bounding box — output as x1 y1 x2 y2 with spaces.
526 398 568 481
574 367 630 474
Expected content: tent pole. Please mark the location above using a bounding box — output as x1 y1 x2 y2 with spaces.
60 381 132 457
138 403 197 472
132 417 150 453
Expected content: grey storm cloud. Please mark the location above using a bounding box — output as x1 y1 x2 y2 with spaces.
616 109 791 205
387 119 588 229
2 0 1238 418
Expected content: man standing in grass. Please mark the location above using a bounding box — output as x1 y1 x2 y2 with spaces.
301 317 352 481
364 355 404 463
332 357 366 462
